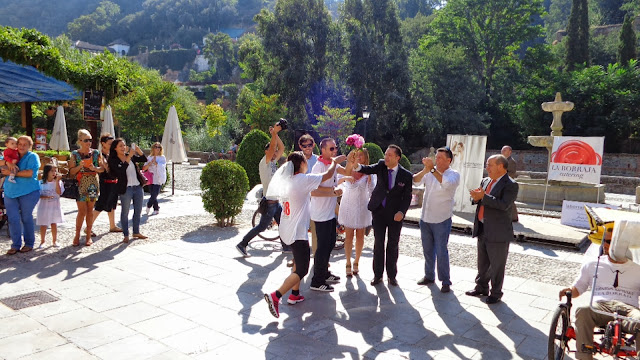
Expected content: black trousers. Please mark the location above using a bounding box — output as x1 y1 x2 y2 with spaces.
372 211 403 280
475 226 510 299
311 218 336 286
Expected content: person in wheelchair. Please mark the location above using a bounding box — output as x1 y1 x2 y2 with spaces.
559 227 640 360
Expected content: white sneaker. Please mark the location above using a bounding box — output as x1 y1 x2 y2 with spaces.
146 207 151 215
152 210 159 216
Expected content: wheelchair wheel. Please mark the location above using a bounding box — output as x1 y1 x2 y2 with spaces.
252 210 280 241
548 306 570 360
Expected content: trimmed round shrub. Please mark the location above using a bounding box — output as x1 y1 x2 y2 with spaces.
363 142 384 164
400 154 411 170
200 160 250 227
236 129 270 188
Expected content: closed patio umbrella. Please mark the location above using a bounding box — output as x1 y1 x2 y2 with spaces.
49 105 69 151
161 105 187 195
99 105 116 152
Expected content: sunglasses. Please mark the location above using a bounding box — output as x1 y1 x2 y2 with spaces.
300 143 313 149
83 138 93 143
328 147 337 151
153 145 162 148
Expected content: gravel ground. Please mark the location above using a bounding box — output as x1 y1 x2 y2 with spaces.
1 163 586 286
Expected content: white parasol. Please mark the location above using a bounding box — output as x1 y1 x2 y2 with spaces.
49 105 70 151
99 105 116 152
161 105 187 194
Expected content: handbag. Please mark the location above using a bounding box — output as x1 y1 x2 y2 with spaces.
61 177 79 199
142 170 153 185
257 197 268 215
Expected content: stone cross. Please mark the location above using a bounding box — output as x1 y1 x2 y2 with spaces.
541 92 574 136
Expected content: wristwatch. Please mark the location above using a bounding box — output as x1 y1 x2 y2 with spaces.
430 168 436 173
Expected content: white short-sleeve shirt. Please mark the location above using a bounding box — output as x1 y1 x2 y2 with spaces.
310 160 337 222
278 173 323 245
413 167 460 223
573 256 640 307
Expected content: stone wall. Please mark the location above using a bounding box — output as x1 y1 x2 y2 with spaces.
486 149 640 177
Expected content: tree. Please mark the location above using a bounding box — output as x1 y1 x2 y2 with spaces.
409 43 489 147
204 103 227 136
618 13 637 66
312 104 358 153
340 0 414 147
244 94 287 133
565 0 590 70
255 0 332 126
67 0 121 43
429 0 545 100
202 32 236 81
237 33 266 81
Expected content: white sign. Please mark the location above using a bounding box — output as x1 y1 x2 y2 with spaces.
447 134 487 213
548 136 604 184
561 200 619 229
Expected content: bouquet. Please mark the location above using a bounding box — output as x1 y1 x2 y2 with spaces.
345 134 365 151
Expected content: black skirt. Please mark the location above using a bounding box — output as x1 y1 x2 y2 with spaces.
94 181 118 212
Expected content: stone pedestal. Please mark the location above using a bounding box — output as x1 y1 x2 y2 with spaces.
636 186 640 204
516 179 605 207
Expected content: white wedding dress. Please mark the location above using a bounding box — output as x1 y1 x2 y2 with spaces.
338 174 375 229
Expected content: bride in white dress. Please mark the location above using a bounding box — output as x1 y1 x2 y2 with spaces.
338 149 375 277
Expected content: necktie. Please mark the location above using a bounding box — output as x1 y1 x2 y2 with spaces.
382 169 393 207
613 270 620 288
478 179 496 222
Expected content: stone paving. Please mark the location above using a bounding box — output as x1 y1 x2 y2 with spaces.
0 191 603 360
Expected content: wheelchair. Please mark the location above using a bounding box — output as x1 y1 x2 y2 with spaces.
549 207 640 360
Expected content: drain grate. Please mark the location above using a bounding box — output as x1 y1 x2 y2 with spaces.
0 291 59 310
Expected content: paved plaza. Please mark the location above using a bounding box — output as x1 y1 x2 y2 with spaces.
0 188 602 359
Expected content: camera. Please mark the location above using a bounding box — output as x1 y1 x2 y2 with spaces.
276 118 288 131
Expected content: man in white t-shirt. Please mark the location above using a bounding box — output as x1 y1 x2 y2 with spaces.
412 147 460 293
236 122 286 257
309 138 349 292
558 228 640 360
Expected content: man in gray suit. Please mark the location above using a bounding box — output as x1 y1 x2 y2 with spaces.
501 145 519 222
466 155 519 304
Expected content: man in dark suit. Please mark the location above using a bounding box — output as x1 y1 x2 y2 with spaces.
501 145 519 222
466 154 519 304
349 145 413 287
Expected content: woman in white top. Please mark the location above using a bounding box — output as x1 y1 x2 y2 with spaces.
142 142 167 215
263 151 345 319
339 148 375 277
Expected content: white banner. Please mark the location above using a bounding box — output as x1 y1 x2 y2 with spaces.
561 201 619 229
549 136 604 184
447 134 487 213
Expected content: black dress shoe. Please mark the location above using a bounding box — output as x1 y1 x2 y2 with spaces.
484 296 501 304
370 278 382 286
388 278 398 287
440 284 450 293
417 277 435 286
465 289 489 297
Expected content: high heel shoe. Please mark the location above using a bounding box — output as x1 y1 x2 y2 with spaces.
346 264 352 277
353 263 359 276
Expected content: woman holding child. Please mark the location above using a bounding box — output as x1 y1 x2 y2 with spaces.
3 136 41 255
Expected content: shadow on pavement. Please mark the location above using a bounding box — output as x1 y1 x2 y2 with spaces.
180 224 239 243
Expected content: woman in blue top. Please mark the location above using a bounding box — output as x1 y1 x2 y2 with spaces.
2 136 41 255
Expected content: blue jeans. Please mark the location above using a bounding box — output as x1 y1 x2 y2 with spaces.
147 184 161 211
5 189 40 250
120 185 143 236
420 218 453 285
238 201 282 247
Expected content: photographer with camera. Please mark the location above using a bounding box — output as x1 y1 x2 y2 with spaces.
236 119 289 257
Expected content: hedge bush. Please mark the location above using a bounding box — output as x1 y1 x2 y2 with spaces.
363 142 384 164
236 129 270 187
400 154 411 170
200 160 249 227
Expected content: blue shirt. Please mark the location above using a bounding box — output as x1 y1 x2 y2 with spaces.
4 152 41 198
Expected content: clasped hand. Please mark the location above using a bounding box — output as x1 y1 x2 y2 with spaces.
469 187 484 201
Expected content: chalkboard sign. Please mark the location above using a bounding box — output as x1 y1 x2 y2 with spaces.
83 89 103 121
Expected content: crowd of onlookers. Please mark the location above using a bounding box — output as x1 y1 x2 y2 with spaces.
3 130 167 255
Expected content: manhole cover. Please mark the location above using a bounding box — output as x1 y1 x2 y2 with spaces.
0 291 59 310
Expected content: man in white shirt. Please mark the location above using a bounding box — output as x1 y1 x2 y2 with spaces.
309 138 347 292
558 228 640 360
412 147 460 293
236 122 286 257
